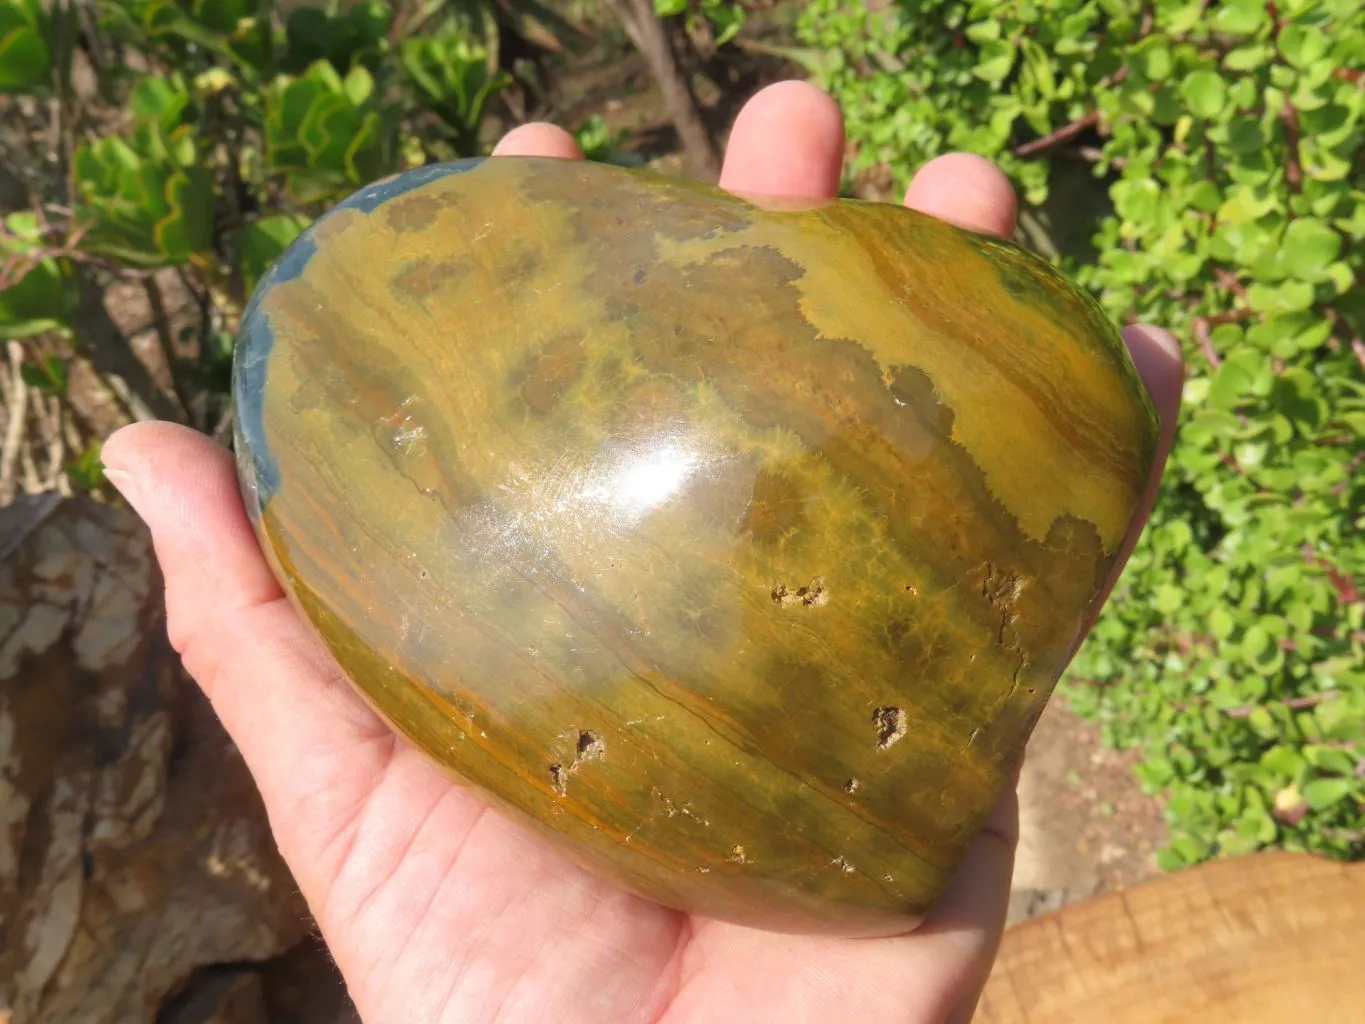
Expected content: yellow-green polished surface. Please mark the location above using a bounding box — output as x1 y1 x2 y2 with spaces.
232 156 1159 936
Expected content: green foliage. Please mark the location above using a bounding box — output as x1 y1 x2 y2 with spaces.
264 60 389 202
67 439 106 491
655 0 746 47
573 114 644 166
802 0 1365 865
236 213 308 293
106 0 274 73
0 0 49 91
281 0 390 75
0 213 77 339
398 12 510 158
0 0 515 376
74 77 214 265
19 352 69 395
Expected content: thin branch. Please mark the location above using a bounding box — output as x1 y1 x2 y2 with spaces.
143 274 191 417
604 0 722 179
1014 110 1100 159
1222 691 1339 718
1 342 29 504
1193 316 1221 368
72 274 184 423
1279 101 1303 193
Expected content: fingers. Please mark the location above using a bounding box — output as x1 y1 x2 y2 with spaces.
102 422 398 883
492 122 584 160
903 152 1019 238
1094 324 1184 604
921 784 1021 1024
1123 323 1185 442
719 80 845 198
102 422 283 651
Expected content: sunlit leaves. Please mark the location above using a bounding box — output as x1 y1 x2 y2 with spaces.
264 60 390 203
800 0 1365 867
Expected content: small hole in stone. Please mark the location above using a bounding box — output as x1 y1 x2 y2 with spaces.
577 730 604 760
549 763 566 795
873 706 908 749
771 576 829 608
843 778 860 794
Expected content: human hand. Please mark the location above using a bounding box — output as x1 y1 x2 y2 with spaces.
102 81 1183 1024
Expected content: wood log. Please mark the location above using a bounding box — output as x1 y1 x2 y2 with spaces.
978 850 1365 1023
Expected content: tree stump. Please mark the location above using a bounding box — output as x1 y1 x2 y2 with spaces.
978 850 1365 1022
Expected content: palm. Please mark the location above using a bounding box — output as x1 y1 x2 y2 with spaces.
104 83 1182 1024
213 595 1014 1023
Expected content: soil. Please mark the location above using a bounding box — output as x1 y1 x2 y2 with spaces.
1010 694 1168 924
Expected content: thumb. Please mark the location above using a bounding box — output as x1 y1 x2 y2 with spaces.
101 421 395 888
101 420 283 685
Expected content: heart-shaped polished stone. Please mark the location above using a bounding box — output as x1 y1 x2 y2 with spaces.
232 157 1159 937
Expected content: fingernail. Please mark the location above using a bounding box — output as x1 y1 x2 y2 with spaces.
1130 323 1185 364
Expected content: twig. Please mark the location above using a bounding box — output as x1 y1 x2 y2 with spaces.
1279 101 1303 193
1 342 29 504
35 390 69 495
1268 3 1304 193
604 0 722 179
1014 110 1100 159
72 274 184 423
19 424 40 493
143 273 191 417
1222 692 1339 718
1193 316 1221 368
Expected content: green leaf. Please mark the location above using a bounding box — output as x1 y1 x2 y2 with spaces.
282 1 391 75
0 0 49 92
1281 218 1343 281
1302 777 1354 810
0 212 77 338
265 60 393 200
1213 0 1267 35
1278 24 1330 69
1182 70 1227 119
73 135 213 267
973 40 1017 84
1133 37 1173 80
19 354 68 394
654 0 688 15
396 15 509 160
1305 747 1359 777
237 214 310 294
68 440 105 491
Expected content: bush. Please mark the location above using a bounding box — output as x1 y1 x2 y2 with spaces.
799 0 1364 867
0 0 512 450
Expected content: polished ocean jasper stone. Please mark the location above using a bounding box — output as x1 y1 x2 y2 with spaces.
232 156 1160 936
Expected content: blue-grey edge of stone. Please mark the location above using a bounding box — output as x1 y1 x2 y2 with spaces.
231 158 487 526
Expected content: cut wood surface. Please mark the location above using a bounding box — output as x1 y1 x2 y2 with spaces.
978 850 1365 1023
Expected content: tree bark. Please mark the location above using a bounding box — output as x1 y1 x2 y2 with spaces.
606 0 722 180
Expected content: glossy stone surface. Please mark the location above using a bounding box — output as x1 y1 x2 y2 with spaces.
232 157 1160 936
